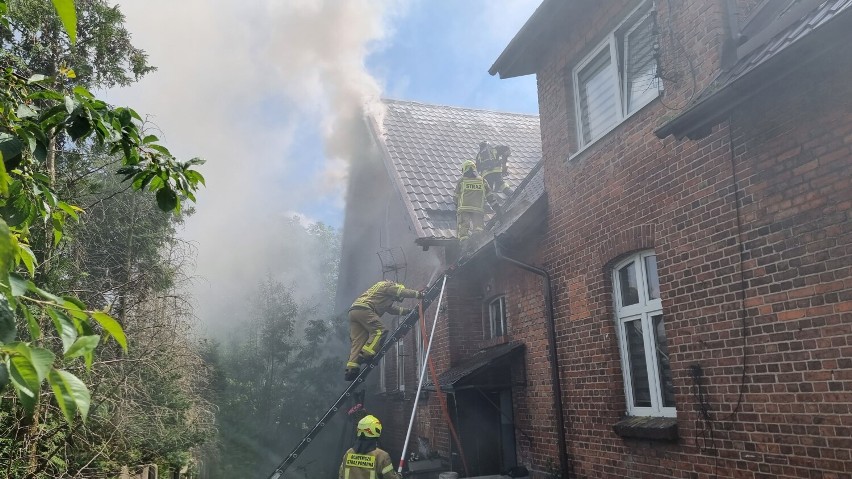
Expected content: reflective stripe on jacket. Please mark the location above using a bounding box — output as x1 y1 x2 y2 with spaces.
455 177 487 213
338 448 400 479
351 281 419 316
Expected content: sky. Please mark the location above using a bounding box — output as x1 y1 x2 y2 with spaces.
102 0 541 332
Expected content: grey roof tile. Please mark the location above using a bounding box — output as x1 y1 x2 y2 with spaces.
373 99 542 240
697 0 852 103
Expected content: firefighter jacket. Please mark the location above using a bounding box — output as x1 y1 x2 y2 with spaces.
338 447 400 479
455 175 489 213
475 144 510 177
350 281 419 316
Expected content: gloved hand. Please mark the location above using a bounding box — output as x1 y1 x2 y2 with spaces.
400 308 413 316
416 289 425 299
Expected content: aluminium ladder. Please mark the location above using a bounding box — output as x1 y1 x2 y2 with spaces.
267 260 467 479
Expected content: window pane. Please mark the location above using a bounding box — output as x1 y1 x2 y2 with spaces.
625 14 659 112
398 338 405 390
644 255 660 300
578 48 618 143
490 297 506 338
499 297 505 336
619 262 639 306
625 319 651 407
652 314 675 407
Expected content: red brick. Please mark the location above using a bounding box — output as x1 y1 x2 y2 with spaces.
405 2 852 478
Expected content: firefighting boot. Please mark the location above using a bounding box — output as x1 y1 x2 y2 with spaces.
344 362 360 381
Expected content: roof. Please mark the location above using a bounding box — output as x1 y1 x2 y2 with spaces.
489 0 574 79
725 0 850 84
490 161 546 238
454 161 547 258
657 0 852 139
426 341 524 392
369 99 542 242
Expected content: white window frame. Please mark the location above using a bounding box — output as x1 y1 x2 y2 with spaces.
379 356 387 393
415 320 425 376
612 251 675 417
488 296 508 339
397 336 405 392
571 2 661 157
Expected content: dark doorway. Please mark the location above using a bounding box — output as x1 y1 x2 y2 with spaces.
451 387 517 476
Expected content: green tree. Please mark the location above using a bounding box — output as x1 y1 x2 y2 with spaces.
0 0 212 478
0 0 154 87
2 170 215 476
0 1 208 476
204 220 344 479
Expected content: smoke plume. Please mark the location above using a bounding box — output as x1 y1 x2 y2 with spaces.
104 0 403 333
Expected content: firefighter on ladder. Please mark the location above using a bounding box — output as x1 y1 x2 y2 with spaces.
455 160 490 244
345 281 422 381
475 140 513 198
339 415 401 479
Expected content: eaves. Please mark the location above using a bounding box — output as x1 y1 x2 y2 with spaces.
489 0 575 79
655 5 852 140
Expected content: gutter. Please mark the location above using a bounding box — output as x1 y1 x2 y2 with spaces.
494 240 571 479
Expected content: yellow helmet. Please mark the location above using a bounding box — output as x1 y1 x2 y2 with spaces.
461 160 476 174
357 415 382 438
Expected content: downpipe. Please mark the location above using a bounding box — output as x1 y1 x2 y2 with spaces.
494 240 570 479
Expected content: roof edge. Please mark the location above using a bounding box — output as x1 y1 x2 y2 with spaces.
656 5 852 139
489 0 560 79
382 98 539 118
365 113 429 239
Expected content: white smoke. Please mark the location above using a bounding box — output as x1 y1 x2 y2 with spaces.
103 0 404 332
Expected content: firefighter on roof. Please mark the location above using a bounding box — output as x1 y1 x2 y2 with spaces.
346 280 421 381
339 415 400 479
475 140 513 197
455 160 490 243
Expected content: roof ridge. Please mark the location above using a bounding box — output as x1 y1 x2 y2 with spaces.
381 97 539 118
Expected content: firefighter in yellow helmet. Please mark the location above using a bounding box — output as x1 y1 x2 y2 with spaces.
339 415 401 479
455 160 490 243
346 281 422 381
475 141 513 196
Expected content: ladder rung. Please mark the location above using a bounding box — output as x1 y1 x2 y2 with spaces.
266 255 470 478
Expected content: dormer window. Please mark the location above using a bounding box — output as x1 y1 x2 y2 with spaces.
573 2 661 150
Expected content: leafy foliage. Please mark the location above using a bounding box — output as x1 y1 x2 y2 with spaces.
1 0 155 87
0 0 204 429
0 1 215 476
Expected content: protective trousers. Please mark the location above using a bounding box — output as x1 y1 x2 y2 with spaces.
484 172 512 196
457 210 484 241
348 307 385 369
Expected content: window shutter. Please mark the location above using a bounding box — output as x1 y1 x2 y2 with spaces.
578 48 619 144
625 14 659 113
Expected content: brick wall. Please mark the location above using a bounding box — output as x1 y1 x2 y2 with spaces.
510 1 852 478
336 141 446 463
412 267 484 461
409 4 851 477
492 240 563 472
